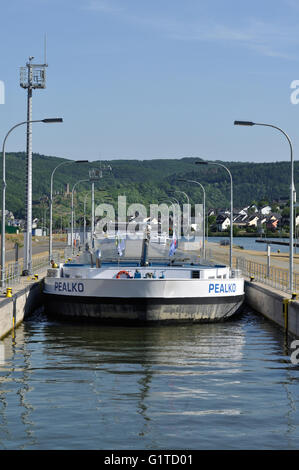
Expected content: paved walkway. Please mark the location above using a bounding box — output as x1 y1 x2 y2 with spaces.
0 267 48 304
206 241 298 272
0 244 66 300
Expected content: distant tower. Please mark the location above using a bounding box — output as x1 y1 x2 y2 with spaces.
65 183 70 195
20 55 47 274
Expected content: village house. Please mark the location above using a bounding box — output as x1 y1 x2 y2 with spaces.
260 205 272 215
246 215 260 227
232 212 248 229
266 214 281 231
216 214 230 232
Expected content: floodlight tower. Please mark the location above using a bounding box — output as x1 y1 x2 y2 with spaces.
20 56 48 274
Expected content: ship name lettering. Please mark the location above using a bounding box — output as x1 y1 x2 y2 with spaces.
208 283 236 294
54 281 84 293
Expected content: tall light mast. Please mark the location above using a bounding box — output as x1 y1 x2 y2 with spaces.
20 56 47 274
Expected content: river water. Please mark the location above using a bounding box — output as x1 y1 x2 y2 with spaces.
0 308 299 450
208 236 291 253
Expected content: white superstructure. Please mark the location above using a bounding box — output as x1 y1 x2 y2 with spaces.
43 259 244 323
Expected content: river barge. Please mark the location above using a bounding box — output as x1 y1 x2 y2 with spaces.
43 235 244 323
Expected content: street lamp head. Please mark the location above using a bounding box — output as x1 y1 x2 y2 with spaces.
42 118 63 123
195 161 208 165
76 160 89 163
234 120 255 126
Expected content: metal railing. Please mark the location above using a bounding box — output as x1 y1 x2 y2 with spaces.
206 247 298 294
2 251 61 287
235 256 290 292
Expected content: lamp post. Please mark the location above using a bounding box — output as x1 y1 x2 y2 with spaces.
166 194 180 206
169 190 190 206
83 191 90 245
71 179 89 253
1 118 63 286
160 197 178 206
161 196 180 240
83 189 107 244
234 120 295 291
159 197 180 213
88 168 105 247
49 159 88 261
196 160 233 269
24 118 63 275
178 179 206 257
170 189 191 241
166 194 180 229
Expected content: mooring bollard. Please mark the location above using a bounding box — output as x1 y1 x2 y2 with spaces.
34 274 38 280
6 287 12 298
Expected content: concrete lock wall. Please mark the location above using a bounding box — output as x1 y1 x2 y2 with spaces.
0 281 44 340
288 301 299 337
245 279 299 338
2 275 299 339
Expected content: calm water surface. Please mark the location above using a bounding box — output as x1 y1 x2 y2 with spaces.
0 309 299 450
209 236 291 253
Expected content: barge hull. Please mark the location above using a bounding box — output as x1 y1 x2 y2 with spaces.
43 293 244 323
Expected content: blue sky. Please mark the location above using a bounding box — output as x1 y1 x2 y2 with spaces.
1 0 299 163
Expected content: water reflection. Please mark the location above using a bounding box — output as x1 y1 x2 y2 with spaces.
0 309 298 449
0 328 37 449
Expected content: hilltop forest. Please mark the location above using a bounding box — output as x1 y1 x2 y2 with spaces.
2 152 296 229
